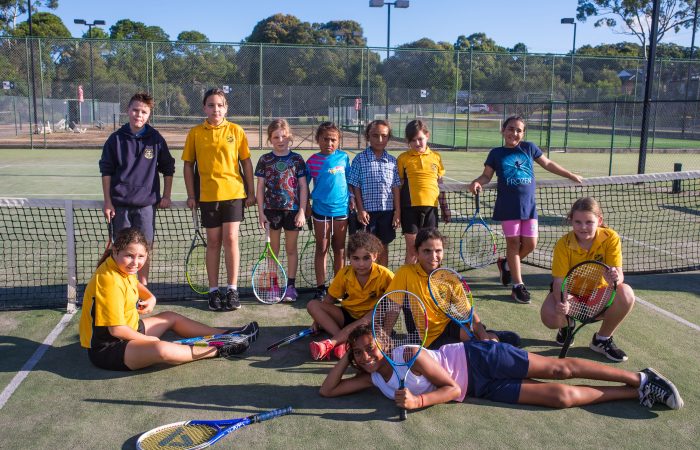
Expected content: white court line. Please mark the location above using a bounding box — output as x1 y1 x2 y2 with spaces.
0 311 75 410
635 296 700 332
442 175 468 184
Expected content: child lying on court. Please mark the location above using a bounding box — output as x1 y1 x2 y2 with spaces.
79 227 258 371
320 324 683 411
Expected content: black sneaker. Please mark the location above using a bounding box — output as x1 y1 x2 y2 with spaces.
497 257 511 286
589 334 628 362
226 321 259 343
639 368 684 410
208 290 223 311
555 318 575 346
216 338 250 359
511 284 531 304
313 287 327 301
489 330 522 347
223 288 241 311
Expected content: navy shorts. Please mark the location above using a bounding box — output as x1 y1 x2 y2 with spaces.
401 206 438 234
113 205 155 243
265 209 302 231
340 306 358 327
200 199 244 228
464 340 529 404
350 210 396 245
87 320 145 371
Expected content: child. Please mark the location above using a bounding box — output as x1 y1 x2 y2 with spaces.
386 228 520 349
540 197 636 362
307 232 394 360
79 228 258 371
320 324 684 411
255 119 309 302
468 115 583 304
182 88 255 312
397 119 450 264
347 120 401 267
99 92 175 285
306 122 354 300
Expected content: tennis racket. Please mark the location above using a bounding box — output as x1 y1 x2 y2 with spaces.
372 290 428 421
173 333 250 347
97 219 115 268
428 267 475 338
559 260 617 358
266 327 316 351
299 219 334 286
136 406 293 450
459 192 497 268
185 208 208 295
252 226 287 304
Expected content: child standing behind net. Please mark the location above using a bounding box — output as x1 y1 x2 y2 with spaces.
255 119 309 302
468 115 582 304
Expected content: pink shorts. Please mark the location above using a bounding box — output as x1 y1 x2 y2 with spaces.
501 219 538 238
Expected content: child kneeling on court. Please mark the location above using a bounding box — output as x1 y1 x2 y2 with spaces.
79 228 258 371
320 325 683 410
307 232 394 360
540 197 635 362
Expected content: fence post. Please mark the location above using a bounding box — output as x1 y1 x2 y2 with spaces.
609 100 617 176
672 162 683 193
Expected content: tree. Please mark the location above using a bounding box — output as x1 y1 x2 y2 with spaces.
12 11 69 37
246 14 319 44
576 0 699 58
109 19 169 41
0 0 58 34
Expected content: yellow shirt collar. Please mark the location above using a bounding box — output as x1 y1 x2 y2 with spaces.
202 118 229 130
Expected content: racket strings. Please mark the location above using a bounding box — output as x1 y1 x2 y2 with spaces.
373 294 426 355
463 224 497 267
565 265 613 321
253 256 284 303
140 424 217 450
430 272 473 321
185 245 207 293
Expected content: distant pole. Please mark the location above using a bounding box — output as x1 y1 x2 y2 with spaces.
27 0 39 134
681 0 699 137
561 18 577 152
74 19 105 124
638 0 661 175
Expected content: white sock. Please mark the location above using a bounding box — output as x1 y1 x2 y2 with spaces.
638 372 648 389
513 283 524 288
208 287 218 293
504 260 510 270
595 333 610 342
227 284 237 291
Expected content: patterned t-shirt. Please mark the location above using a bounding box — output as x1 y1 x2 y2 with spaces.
254 151 307 210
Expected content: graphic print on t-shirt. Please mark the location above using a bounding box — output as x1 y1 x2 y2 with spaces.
502 150 534 187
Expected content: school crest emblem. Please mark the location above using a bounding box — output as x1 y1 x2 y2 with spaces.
144 147 154 159
227 135 234 143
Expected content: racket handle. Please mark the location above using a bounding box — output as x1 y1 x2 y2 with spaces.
252 406 293 423
399 407 407 421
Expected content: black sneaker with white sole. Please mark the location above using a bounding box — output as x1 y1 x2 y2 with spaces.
497 257 511 286
226 321 259 343
589 334 628 362
555 318 575 346
639 368 684 410
216 339 250 359
208 290 223 311
511 284 531 304
223 288 241 311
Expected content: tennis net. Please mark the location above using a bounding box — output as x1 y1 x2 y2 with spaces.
1 170 698 310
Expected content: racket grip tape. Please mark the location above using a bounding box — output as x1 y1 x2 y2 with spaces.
399 408 407 421
252 406 293 423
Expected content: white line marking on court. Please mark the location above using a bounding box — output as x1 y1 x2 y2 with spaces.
442 175 468 184
635 296 700 332
0 311 75 410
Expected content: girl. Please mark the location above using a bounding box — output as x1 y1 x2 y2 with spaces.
306 122 354 300
540 197 636 362
79 228 257 371
255 119 309 302
386 228 520 349
468 115 583 304
397 119 450 264
320 324 683 411
307 232 394 360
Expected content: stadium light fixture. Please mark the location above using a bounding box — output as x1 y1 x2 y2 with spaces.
74 19 106 125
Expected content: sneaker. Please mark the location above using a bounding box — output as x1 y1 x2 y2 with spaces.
333 343 348 359
639 368 684 410
511 284 531 304
555 318 575 346
223 288 241 311
497 257 511 286
489 330 522 347
282 285 298 303
313 287 327 301
208 290 223 311
216 338 250 359
589 334 628 362
310 338 334 360
226 321 259 343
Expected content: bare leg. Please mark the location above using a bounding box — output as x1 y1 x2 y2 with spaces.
314 219 331 285
505 236 523 285
540 291 571 329
378 243 389 267
205 226 222 288
331 219 347 275
307 300 345 336
404 233 417 264
284 230 300 279
222 221 241 286
598 283 635 337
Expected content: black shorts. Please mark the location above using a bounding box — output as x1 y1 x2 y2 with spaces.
87 320 145 371
265 209 302 231
340 306 357 328
200 199 244 228
312 211 348 222
401 206 438 234
349 210 396 245
427 320 462 350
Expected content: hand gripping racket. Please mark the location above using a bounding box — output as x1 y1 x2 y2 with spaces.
428 267 475 338
266 327 316 351
252 226 287 304
559 260 617 358
372 290 428 421
185 208 208 295
459 192 497 268
136 406 293 450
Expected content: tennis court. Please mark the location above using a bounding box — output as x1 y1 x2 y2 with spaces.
0 149 698 449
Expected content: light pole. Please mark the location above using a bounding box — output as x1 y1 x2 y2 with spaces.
561 18 577 151
74 19 105 124
370 0 409 119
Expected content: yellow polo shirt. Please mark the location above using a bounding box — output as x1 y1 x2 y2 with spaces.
79 257 140 348
552 227 623 279
182 119 251 202
396 147 445 207
328 263 394 319
386 263 451 347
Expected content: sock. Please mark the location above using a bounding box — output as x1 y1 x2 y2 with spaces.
504 260 510 270
595 333 610 342
288 278 296 287
512 283 524 288
209 287 218 293
638 371 648 389
317 284 326 291
227 284 237 291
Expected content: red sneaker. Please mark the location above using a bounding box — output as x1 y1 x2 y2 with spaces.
333 343 348 359
309 339 334 360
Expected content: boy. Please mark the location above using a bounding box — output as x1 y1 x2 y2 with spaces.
99 92 175 285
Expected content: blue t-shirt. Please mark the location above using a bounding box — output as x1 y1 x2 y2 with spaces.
484 141 543 221
306 150 351 217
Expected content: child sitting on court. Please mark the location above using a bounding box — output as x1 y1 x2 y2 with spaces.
540 197 636 362
307 232 393 360
79 228 258 371
255 119 309 302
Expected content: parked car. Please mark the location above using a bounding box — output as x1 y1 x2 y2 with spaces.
458 104 490 113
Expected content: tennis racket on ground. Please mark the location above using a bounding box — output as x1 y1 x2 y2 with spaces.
136 406 293 450
459 192 497 268
173 333 249 347
185 208 208 295
428 267 475 338
559 260 617 358
252 226 287 304
266 327 316 351
372 290 428 421
300 219 334 286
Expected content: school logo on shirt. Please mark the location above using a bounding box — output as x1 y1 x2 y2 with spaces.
431 163 438 172
227 135 234 143
143 147 154 159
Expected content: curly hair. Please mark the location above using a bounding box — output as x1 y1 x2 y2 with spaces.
347 231 384 256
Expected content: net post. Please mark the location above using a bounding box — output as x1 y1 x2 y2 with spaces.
65 200 77 313
672 163 683 193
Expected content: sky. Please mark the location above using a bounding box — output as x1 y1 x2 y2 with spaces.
49 0 698 54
